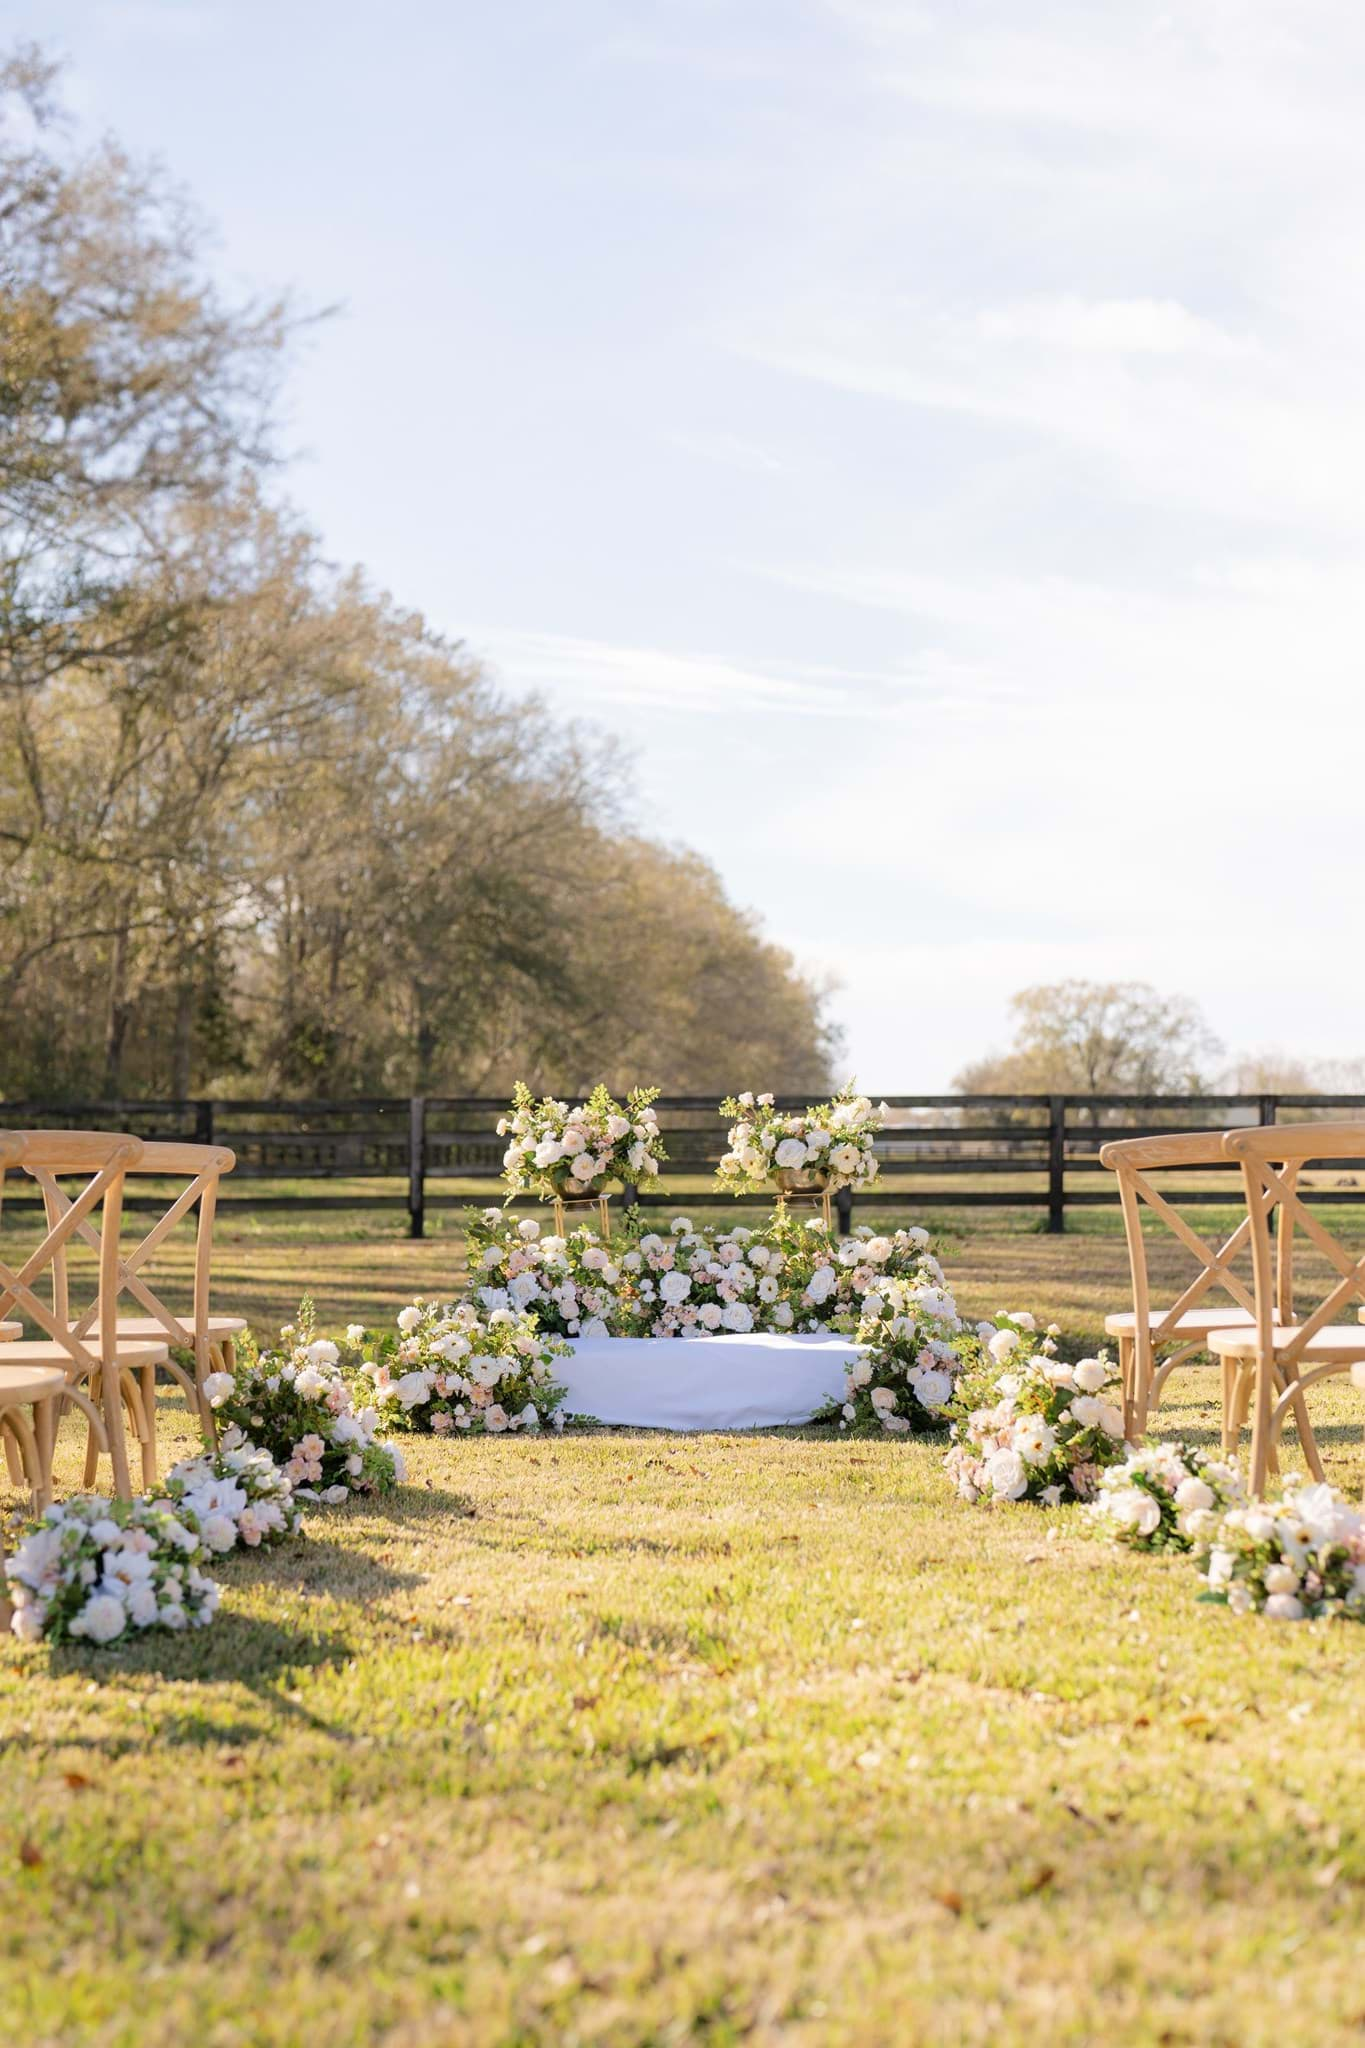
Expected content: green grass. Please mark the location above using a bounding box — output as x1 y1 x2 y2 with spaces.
3 1209 1364 2045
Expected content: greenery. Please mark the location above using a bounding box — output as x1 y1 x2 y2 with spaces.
3 1212 1364 2042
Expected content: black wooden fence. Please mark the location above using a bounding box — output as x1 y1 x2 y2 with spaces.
4 1093 1365 1236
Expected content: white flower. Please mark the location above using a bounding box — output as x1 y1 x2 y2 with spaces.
307 1339 340 1367
671 1217 693 1235
828 1143 861 1177
202 1371 236 1408
721 1302 754 1333
346 1323 366 1344
1264 1592 1306 1620
322 1485 352 1505
659 1271 692 1306
1263 1563 1301 1596
484 1404 510 1433
71 1592 127 1645
1012 1416 1058 1467
517 1402 542 1429
397 1306 424 1336
914 1368 953 1411
1106 1485 1162 1536
988 1329 1020 1363
869 1386 897 1415
983 1448 1029 1500
775 1138 808 1170
1173 1476 1214 1514
517 1218 540 1240
395 1371 432 1411
1073 1358 1109 1393
771 1302 794 1329
293 1366 327 1401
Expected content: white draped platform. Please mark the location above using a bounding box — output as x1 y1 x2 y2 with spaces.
558 1331 862 1431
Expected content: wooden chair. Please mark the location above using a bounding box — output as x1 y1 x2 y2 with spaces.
32 1141 244 1454
1212 1121 1365 1496
0 1131 170 1498
0 1360 74 1634
1098 1130 1295 1446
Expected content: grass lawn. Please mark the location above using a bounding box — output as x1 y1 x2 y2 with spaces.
2 1207 1364 2045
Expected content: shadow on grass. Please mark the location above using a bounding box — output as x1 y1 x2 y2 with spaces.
46 1604 353 1688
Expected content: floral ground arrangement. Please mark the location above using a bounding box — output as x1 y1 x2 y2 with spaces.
3 1355 1364 2048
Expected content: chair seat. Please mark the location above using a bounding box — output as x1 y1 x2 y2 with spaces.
1208 1324 1365 1363
0 1338 169 1371
78 1315 247 1342
1104 1307 1256 1337
0 1321 20 1343
0 1363 68 1404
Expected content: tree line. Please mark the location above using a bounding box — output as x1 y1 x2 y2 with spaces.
0 49 836 1103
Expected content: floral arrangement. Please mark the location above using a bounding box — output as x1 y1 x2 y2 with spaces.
162 1441 302 1553
5 1494 220 1645
498 1083 666 1203
465 1208 626 1337
715 1084 885 1197
611 1214 945 1340
1087 1441 1244 1553
1194 1478 1365 1621
203 1301 404 1502
362 1298 569 1435
944 1317 1126 1504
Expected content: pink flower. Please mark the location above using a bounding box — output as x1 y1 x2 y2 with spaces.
432 1412 453 1434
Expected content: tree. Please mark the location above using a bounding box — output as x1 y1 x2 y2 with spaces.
954 981 1222 1098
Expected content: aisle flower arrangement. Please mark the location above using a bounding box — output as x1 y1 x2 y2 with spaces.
1193 1478 1365 1620
362 1299 569 1434
715 1085 885 1197
498 1083 666 1202
203 1302 404 1502
945 1317 1126 1504
5 1495 220 1645
162 1442 302 1553
618 1218 767 1337
774 1216 952 1336
1088 1442 1244 1553
465 1209 626 1337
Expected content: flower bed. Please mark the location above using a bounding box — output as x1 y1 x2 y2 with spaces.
362 1299 569 1435
1194 1478 1365 1620
162 1442 302 1553
5 1495 220 1645
466 1210 626 1337
1087 1442 1244 1552
945 1317 1126 1503
203 1303 404 1501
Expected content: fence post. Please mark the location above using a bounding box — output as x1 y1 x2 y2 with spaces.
408 1096 426 1240
194 1099 215 1145
835 1186 853 1235
1047 1096 1066 1234
1258 1093 1278 1129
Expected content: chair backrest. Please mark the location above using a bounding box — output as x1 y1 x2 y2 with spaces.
31 1140 236 1348
0 1131 143 1366
1224 1121 1365 1364
1098 1129 1296 1342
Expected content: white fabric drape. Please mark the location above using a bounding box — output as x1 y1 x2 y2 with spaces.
558 1331 861 1431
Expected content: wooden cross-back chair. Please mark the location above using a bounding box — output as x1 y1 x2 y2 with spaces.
33 1141 243 1464
0 1130 170 1499
1099 1130 1301 1449
0 1134 92 1543
1212 1122 1365 1495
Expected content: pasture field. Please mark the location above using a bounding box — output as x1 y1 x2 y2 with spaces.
2 1205 1363 2046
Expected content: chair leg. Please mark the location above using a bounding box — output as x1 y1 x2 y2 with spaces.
1220 1358 1237 1455
100 1363 135 1502
138 1363 158 1490
1249 1353 1274 1498
1278 1363 1326 1483
1119 1333 1137 1441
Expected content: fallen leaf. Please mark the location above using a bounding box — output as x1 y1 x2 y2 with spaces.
933 1886 963 1916
61 1771 93 1792
18 1839 42 1869
572 1694 600 1712
1022 1866 1056 1896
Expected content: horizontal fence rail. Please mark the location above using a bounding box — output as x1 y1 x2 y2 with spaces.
3 1094 1365 1236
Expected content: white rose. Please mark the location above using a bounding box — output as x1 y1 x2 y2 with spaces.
395 1371 432 1410
1173 1476 1214 1514
202 1371 236 1409
71 1592 127 1645
396 1306 423 1333
988 1329 1020 1363
307 1339 340 1367
1263 1563 1301 1596
828 1143 861 1177
771 1302 794 1329
869 1386 897 1415
914 1369 953 1411
1073 1358 1108 1392
983 1448 1029 1501
697 1303 723 1330
659 1271 692 1306
774 1138 808 1170
345 1323 366 1345
721 1302 754 1333
1263 1592 1306 1620
293 1366 327 1400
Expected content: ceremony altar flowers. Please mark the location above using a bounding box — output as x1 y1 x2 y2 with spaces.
202 1301 404 1502
945 1319 1127 1504
498 1083 666 1203
162 1442 302 1553
618 1217 770 1337
715 1085 886 1197
5 1494 220 1645
465 1208 626 1337
1193 1478 1365 1621
363 1299 569 1434
1088 1442 1244 1553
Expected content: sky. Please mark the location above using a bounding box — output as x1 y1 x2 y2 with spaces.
23 0 1365 1086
